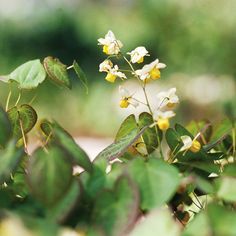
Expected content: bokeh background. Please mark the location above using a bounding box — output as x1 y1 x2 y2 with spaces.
0 0 235 138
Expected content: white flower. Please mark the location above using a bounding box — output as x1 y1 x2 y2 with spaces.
135 59 166 82
99 59 113 72
180 135 201 153
98 30 123 55
127 46 149 64
156 88 179 109
154 110 175 120
104 65 127 83
119 86 139 108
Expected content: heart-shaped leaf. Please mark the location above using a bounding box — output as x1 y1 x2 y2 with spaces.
92 175 139 236
0 106 12 148
9 59 46 89
73 60 88 94
0 140 24 184
127 158 180 210
27 146 73 206
7 104 37 138
43 57 71 89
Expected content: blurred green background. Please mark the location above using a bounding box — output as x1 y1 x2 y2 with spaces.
0 0 235 137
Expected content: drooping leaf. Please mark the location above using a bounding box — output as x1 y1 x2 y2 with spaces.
129 208 180 236
9 59 46 89
128 158 180 210
138 112 158 154
39 119 53 137
0 140 24 184
43 56 71 89
92 175 139 236
0 106 12 148
165 128 181 152
27 146 73 206
46 180 81 223
7 104 37 138
73 60 88 94
175 123 194 139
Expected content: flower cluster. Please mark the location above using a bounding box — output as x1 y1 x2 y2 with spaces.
98 31 202 154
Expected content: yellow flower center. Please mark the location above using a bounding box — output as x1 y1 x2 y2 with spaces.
103 45 109 55
105 73 117 83
157 118 170 131
149 67 160 80
167 102 175 108
190 140 201 153
137 57 144 63
119 98 129 108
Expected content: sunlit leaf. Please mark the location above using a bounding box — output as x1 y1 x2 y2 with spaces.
9 59 46 89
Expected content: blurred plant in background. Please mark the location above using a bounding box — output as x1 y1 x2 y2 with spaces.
0 0 235 137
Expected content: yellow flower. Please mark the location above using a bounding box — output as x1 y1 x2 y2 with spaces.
127 46 149 64
180 135 201 153
98 30 123 55
154 110 175 131
135 59 166 82
119 86 139 108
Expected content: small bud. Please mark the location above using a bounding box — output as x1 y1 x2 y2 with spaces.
157 118 170 131
190 140 201 153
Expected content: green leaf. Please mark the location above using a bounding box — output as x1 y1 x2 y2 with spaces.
39 119 53 137
9 59 46 89
43 56 71 89
175 123 194 139
92 175 139 236
95 126 148 162
128 158 180 210
138 112 158 154
129 208 180 236
46 180 81 223
165 128 181 152
53 124 92 173
115 114 138 142
7 104 37 138
0 106 12 148
73 60 88 94
211 119 232 142
183 204 236 236
0 140 24 184
215 176 236 202
27 146 73 206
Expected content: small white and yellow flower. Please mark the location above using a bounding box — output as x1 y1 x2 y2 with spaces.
180 135 201 153
119 86 139 108
156 88 179 109
127 46 149 64
105 65 126 83
99 59 113 72
98 30 123 55
135 59 166 82
154 110 175 131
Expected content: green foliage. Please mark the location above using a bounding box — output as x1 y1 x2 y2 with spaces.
7 59 46 89
27 146 73 206
43 57 71 89
0 106 12 148
7 104 37 138
128 158 180 210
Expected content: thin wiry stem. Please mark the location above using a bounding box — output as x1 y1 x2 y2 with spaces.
5 90 12 111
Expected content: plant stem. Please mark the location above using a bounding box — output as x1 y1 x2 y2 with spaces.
6 89 12 111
